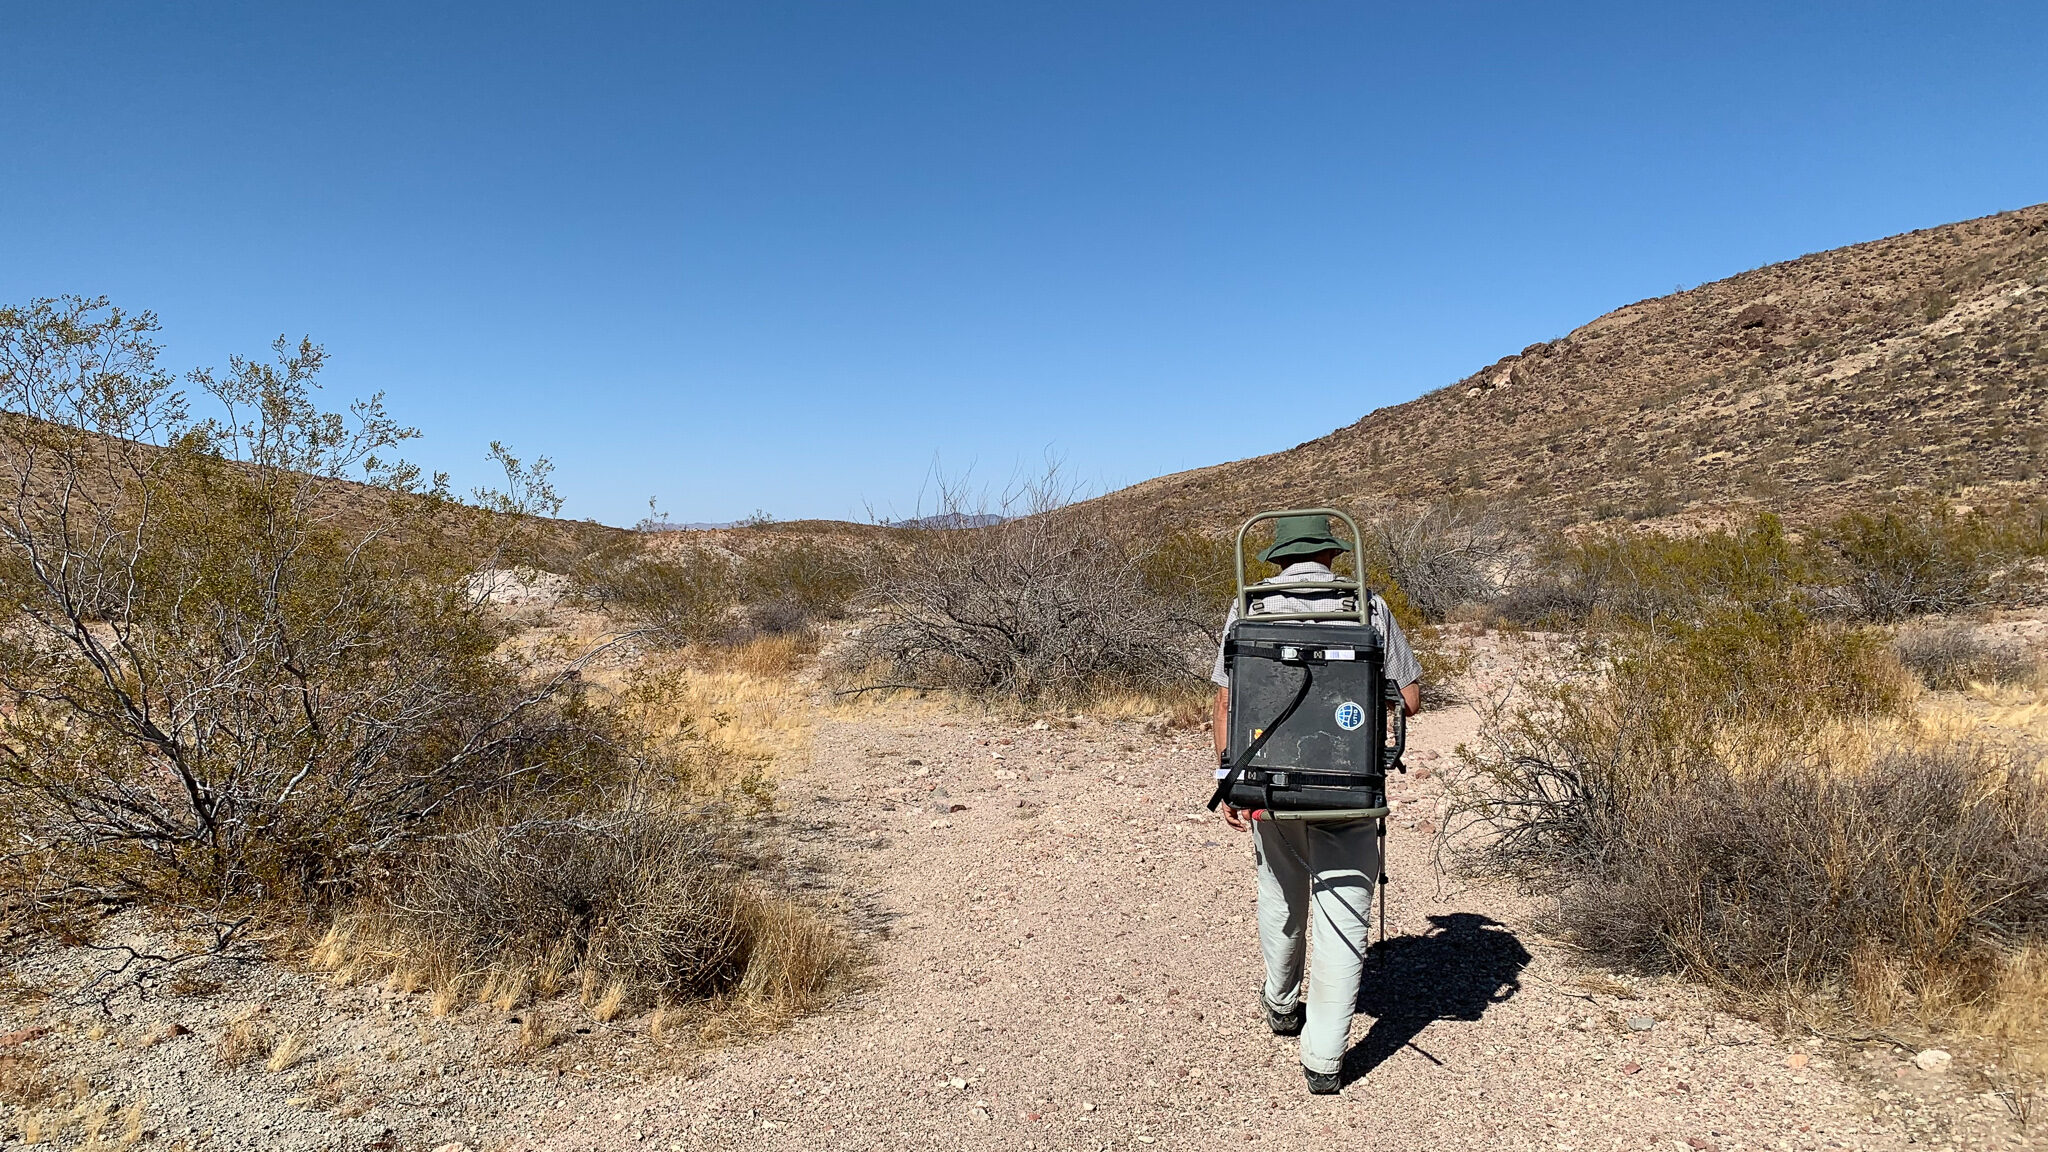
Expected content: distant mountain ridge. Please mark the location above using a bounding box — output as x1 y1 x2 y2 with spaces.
1084 203 2048 532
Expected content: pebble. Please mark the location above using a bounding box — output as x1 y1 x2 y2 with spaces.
1628 1016 1657 1032
1912 1048 1952 1072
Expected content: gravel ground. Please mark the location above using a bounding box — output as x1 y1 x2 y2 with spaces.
6 689 2034 1150
506 701 2027 1152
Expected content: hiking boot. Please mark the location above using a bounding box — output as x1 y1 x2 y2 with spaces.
1303 1066 1341 1095
1260 991 1304 1037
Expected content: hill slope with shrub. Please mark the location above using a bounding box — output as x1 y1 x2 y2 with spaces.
1089 202 2048 531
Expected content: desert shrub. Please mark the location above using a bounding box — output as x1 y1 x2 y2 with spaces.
569 537 739 646
735 539 869 622
1444 603 2048 1025
1821 498 2044 621
388 807 845 1008
1137 528 1250 632
845 506 1207 703
1449 604 1910 879
0 297 616 947
1894 622 2038 690
1496 514 1819 628
1360 500 1518 621
1561 742 2048 1022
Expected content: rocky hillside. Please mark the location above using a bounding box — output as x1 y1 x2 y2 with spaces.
1091 202 2048 531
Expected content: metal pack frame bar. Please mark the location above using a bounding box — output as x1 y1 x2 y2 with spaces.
1248 806 1390 822
1233 507 1369 625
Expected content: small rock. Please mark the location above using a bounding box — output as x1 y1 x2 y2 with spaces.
1785 1052 1810 1069
1080 1101 1097 1112
928 819 952 829
1628 1016 1657 1032
1031 720 1050 730
948 1077 967 1090
1620 1061 1642 1075
948 803 968 813
1913 1048 1953 1072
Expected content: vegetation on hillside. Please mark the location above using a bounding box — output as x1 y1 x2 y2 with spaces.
1087 202 2048 533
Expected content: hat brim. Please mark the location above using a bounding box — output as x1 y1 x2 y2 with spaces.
1258 536 1353 564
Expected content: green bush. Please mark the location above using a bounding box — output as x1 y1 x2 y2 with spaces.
569 537 739 646
1821 499 2042 621
0 298 622 944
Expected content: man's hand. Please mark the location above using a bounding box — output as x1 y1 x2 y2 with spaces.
1221 805 1251 832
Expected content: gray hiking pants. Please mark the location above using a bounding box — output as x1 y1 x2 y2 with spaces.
1253 817 1381 1075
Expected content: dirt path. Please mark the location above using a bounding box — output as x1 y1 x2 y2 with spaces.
510 703 1987 1152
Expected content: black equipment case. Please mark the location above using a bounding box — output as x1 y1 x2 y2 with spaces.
1209 509 1407 819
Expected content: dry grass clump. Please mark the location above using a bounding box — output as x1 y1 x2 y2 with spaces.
1895 622 2039 690
212 1005 308 1071
1449 602 2048 1034
366 807 850 1022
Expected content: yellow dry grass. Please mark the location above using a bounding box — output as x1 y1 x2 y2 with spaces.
1919 680 2048 746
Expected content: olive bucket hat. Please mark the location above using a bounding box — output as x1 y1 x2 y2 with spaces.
1257 514 1354 565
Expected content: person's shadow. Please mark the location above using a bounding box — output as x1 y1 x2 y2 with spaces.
1340 912 1530 1085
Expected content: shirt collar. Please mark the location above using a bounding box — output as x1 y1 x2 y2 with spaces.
1274 561 1336 581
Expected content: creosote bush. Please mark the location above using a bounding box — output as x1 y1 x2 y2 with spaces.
1823 498 2046 621
570 533 875 647
1557 741 2048 1022
569 537 738 646
0 297 608 947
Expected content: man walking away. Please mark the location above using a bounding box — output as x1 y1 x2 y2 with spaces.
1209 514 1421 1094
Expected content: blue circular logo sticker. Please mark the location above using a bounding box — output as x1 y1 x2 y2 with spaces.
1334 701 1365 731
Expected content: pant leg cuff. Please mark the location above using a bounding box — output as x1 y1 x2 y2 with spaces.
1301 1052 1340 1075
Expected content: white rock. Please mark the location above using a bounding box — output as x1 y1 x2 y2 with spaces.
1913 1048 1953 1072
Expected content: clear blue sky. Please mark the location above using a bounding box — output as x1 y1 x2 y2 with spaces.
4 3 2044 525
